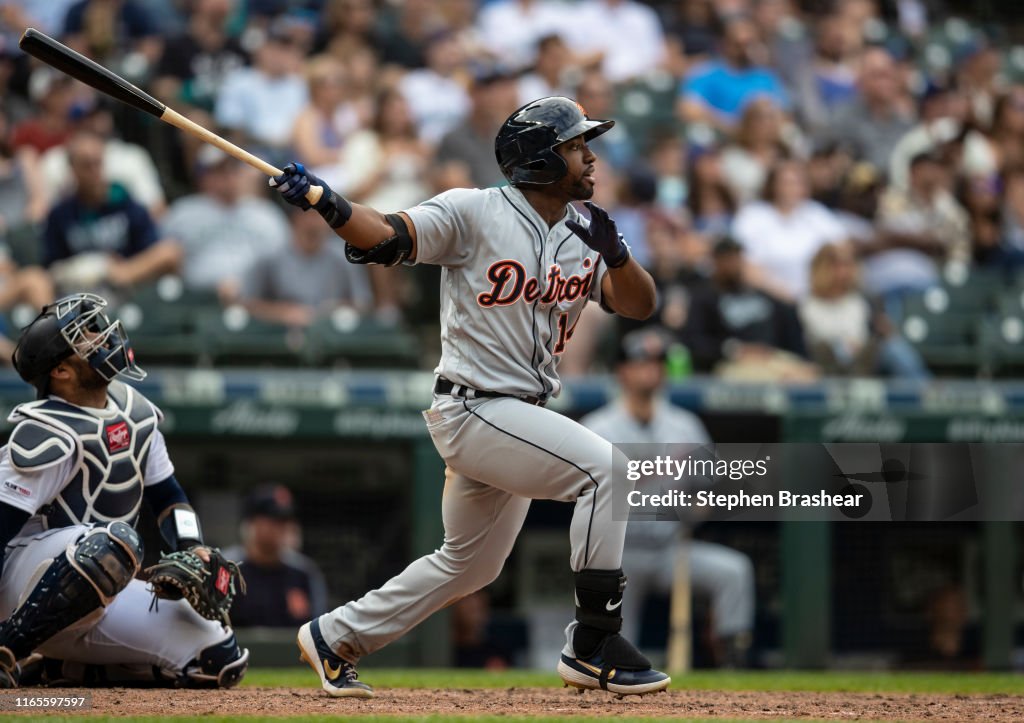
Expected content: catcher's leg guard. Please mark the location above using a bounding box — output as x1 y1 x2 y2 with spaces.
557 568 670 696
182 631 249 688
0 522 143 665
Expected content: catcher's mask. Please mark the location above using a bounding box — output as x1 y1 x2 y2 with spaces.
13 292 146 398
494 96 614 186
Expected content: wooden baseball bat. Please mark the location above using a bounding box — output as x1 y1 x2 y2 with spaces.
18 28 323 204
666 540 692 673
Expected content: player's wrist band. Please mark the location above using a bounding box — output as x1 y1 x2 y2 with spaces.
604 243 630 269
315 189 353 229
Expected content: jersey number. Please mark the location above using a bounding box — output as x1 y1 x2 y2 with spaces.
554 312 572 355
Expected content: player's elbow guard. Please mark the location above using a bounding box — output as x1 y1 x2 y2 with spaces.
344 213 413 267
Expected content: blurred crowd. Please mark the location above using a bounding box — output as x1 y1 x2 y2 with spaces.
0 0 1023 379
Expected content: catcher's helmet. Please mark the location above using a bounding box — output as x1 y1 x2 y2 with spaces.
495 96 614 186
13 293 145 398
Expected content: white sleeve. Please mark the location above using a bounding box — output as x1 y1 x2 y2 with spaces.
143 430 175 486
0 446 74 515
404 188 477 267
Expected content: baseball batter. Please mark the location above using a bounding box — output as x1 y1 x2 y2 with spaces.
0 294 248 688
274 97 669 698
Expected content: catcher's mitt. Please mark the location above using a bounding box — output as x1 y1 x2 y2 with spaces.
145 548 246 626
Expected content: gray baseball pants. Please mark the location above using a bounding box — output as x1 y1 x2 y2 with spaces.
319 392 629 663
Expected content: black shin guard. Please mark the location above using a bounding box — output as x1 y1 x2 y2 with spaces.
572 568 650 670
573 569 625 658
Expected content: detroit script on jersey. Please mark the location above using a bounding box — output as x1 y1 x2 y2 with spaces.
476 258 596 308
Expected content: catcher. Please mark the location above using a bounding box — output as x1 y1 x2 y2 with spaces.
0 293 247 688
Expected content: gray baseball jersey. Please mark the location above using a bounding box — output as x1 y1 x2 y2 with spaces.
406 185 609 399
318 186 637 664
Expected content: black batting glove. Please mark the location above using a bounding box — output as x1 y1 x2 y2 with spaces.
270 162 321 210
270 162 352 228
566 201 630 268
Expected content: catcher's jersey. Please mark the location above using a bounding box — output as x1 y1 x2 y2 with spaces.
406 186 612 399
0 381 173 536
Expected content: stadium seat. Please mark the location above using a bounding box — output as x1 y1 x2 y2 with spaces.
113 278 218 365
4 222 44 268
306 311 421 368
196 307 307 367
900 310 983 377
981 313 1024 377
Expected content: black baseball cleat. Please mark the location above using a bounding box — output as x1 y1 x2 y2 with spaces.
557 635 670 697
0 646 19 689
297 618 373 698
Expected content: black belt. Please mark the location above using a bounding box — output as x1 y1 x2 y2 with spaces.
434 377 546 407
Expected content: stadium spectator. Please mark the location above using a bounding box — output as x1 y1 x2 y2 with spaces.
398 30 471 146
0 0 78 41
789 13 860 133
160 146 288 300
988 88 1024 171
721 97 797 204
825 47 915 174
660 0 718 65
581 329 755 667
0 43 31 125
871 151 970 306
799 243 929 378
517 34 573 106
683 238 817 381
564 0 666 84
0 108 48 232
956 40 1003 129
339 88 430 212
62 0 163 70
151 0 247 114
1001 165 1024 251
0 108 54 322
336 88 430 321
436 66 519 190
731 159 848 301
42 132 181 294
625 210 707 338
214 20 309 161
373 0 436 69
319 0 379 61
241 206 373 328
888 82 998 190
644 132 686 210
752 0 812 93
224 485 329 629
38 102 166 217
290 55 362 190
677 15 789 131
11 69 76 155
576 70 635 171
686 146 736 239
475 0 568 72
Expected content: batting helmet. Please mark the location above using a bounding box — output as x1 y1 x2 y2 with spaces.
13 293 145 398
495 96 614 186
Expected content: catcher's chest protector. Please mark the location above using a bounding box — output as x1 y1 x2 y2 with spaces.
8 382 161 528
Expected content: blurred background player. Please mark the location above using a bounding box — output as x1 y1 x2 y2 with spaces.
224 484 328 629
581 329 755 667
0 293 247 688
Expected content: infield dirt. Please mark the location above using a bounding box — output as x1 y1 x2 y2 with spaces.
4 687 1023 720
